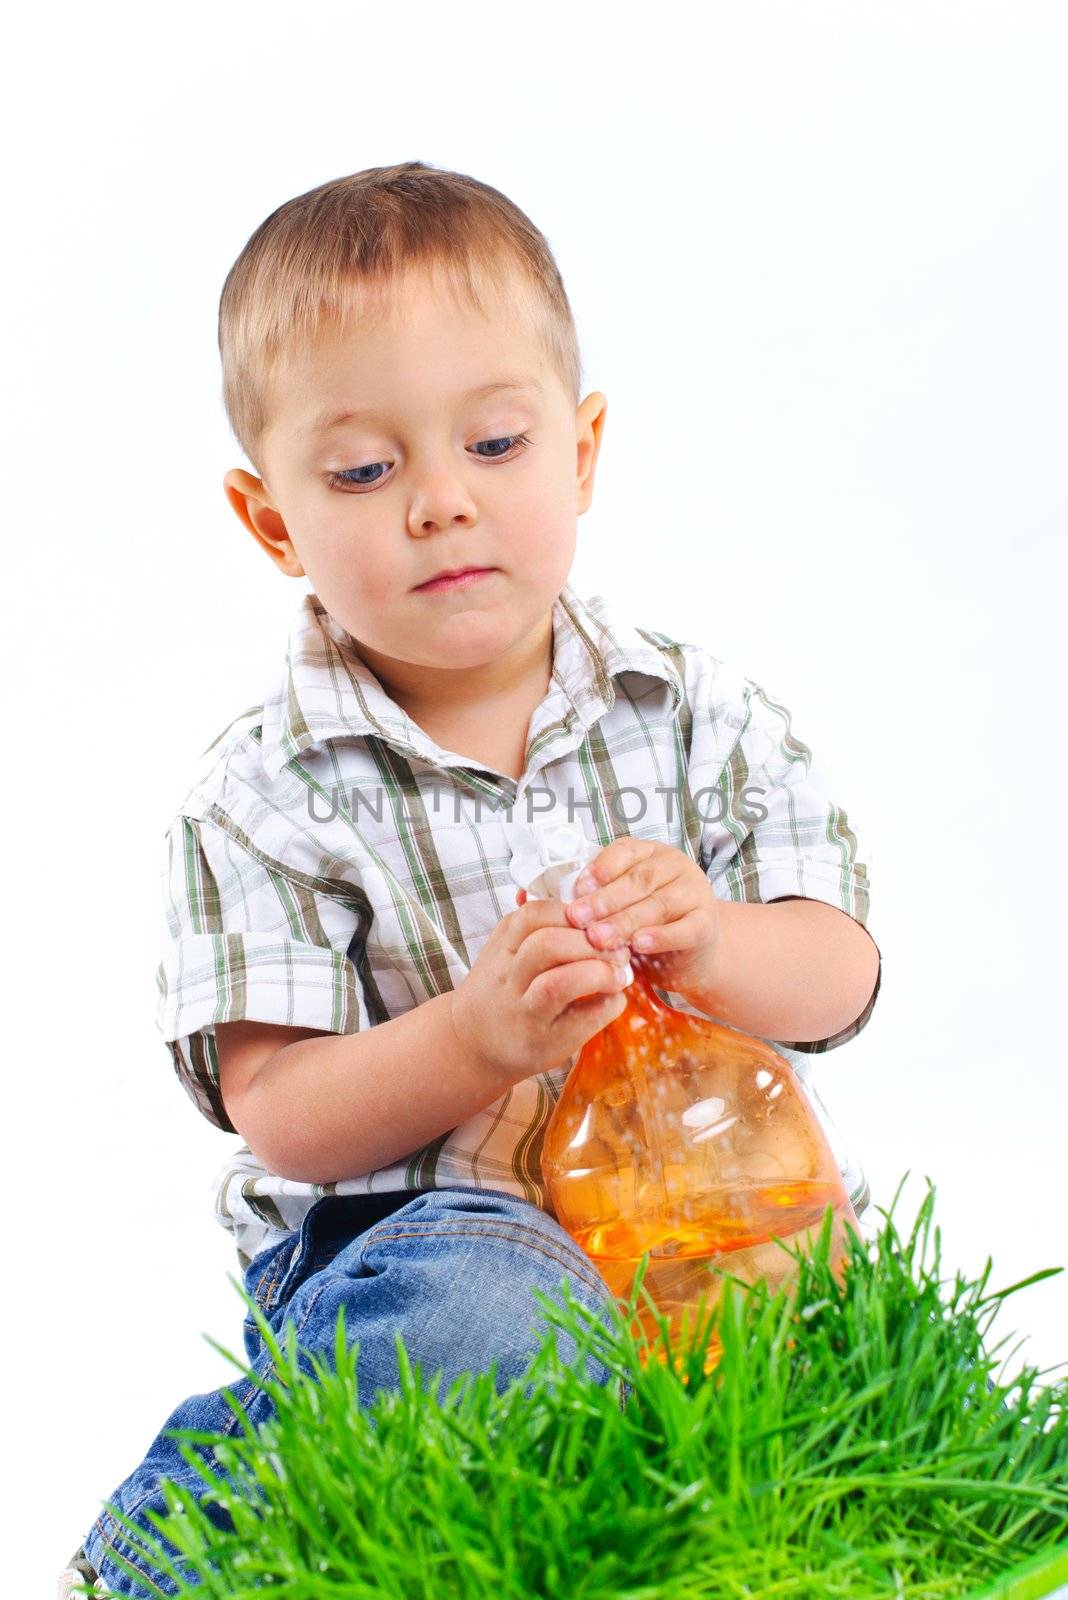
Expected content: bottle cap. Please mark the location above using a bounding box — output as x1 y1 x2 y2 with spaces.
505 819 594 903
504 819 633 985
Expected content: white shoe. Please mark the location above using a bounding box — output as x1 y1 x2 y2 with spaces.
56 1547 108 1598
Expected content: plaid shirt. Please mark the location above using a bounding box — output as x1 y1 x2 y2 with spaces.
157 581 881 1271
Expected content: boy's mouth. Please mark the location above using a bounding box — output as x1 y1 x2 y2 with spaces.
414 566 497 593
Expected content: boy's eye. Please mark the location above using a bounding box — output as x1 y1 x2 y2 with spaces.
471 432 530 460
327 432 532 491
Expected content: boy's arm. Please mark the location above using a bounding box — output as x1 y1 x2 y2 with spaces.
670 895 881 1045
161 811 519 1182
681 662 881 1052
218 994 510 1184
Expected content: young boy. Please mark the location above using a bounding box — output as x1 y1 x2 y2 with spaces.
62 160 881 1597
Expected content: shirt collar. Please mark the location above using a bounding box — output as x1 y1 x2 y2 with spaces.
258 580 685 780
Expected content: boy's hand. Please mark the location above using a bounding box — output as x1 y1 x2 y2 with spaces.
556 839 723 1001
448 897 633 1088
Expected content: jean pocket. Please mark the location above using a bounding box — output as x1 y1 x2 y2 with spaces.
244 1233 299 1320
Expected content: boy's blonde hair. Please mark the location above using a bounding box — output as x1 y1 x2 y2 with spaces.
218 160 582 474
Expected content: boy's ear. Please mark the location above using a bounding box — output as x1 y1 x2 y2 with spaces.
223 469 306 577
575 391 607 515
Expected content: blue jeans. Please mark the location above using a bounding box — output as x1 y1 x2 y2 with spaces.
81 1187 623 1596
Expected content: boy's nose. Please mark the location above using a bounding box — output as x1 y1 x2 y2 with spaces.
406 474 479 537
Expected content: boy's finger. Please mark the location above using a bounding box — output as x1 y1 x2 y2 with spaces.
572 836 660 896
512 925 631 994
504 894 571 953
568 854 678 932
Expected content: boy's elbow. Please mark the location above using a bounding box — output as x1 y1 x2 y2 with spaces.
856 922 881 1003
224 1085 286 1176
831 920 881 1040
237 1085 321 1181
216 1021 336 1180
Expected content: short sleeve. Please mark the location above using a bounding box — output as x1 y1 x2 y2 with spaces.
698 677 881 1054
155 814 377 1133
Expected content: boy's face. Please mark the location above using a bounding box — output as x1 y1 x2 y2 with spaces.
224 265 606 707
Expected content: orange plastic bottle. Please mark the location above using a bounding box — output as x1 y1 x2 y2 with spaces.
507 820 858 1373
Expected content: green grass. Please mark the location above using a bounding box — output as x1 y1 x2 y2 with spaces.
87 1181 1068 1598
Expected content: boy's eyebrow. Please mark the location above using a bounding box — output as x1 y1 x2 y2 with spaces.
299 377 546 440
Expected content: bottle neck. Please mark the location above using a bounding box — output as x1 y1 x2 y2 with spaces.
622 957 674 1022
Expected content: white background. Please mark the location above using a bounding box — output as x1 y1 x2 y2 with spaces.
5 2 1066 1590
